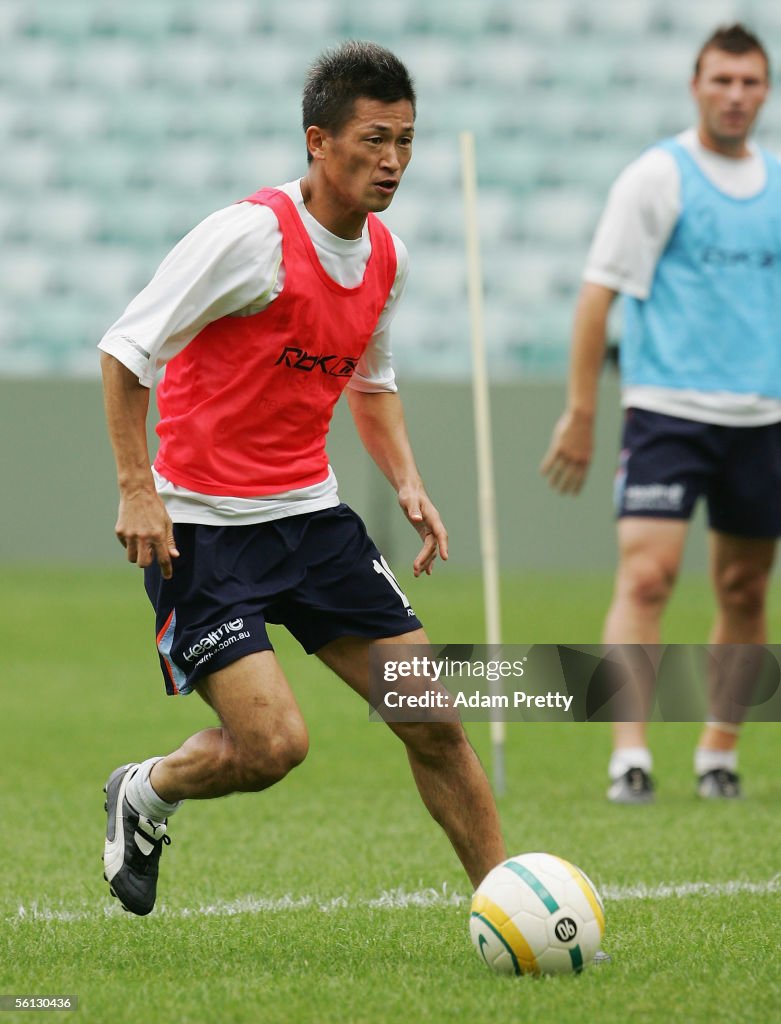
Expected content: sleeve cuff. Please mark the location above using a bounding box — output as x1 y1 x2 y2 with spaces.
583 269 649 301
346 374 398 394
97 336 155 388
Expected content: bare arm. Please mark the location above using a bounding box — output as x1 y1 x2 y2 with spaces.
540 281 618 494
346 389 448 577
100 351 179 578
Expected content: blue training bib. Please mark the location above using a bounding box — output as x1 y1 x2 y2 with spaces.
621 138 781 398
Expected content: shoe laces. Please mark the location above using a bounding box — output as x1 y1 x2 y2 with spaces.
137 816 169 842
129 814 172 869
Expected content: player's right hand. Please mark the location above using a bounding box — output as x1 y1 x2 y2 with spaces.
114 490 180 579
539 410 594 495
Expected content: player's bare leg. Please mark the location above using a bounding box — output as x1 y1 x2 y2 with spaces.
151 652 310 800
317 630 506 889
602 518 687 801
103 652 308 915
695 531 776 797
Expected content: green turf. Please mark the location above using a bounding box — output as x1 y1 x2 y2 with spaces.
2 567 780 1023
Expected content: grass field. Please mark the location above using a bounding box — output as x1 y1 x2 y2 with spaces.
2 566 780 1024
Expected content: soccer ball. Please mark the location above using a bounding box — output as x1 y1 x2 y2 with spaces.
470 852 605 976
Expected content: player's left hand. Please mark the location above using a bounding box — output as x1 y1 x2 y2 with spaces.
540 409 594 494
398 487 449 576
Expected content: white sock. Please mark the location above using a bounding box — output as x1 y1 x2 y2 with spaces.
126 757 182 822
694 748 738 776
609 747 652 781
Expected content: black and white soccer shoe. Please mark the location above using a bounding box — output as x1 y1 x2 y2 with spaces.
697 768 742 800
606 766 655 804
103 763 170 916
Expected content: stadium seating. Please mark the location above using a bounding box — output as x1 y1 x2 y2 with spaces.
0 0 773 378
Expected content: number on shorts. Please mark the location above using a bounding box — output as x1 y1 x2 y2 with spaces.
372 555 410 608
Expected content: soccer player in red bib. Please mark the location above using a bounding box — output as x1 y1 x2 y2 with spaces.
99 41 505 916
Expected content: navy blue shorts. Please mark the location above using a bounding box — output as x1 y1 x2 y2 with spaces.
144 504 423 696
613 408 781 537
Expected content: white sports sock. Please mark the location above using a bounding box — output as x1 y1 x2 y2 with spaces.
126 757 182 821
705 720 741 736
609 747 652 781
694 748 738 776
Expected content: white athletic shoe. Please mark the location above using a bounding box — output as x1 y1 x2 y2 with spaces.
103 763 170 916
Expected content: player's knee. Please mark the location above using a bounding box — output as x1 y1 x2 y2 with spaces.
619 554 677 611
715 562 769 619
399 719 469 763
234 720 309 790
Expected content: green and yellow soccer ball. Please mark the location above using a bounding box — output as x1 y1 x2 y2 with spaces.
470 852 606 976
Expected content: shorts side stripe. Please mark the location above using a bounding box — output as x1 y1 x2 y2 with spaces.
156 609 185 696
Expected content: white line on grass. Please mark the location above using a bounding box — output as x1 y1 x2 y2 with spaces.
9 877 781 924
601 877 781 900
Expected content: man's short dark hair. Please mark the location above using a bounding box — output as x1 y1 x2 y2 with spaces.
694 23 770 79
302 41 416 161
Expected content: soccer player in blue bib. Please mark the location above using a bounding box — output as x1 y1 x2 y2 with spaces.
542 24 780 802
